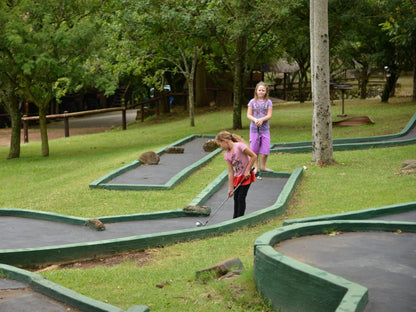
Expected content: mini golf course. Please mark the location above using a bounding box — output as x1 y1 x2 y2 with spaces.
1 112 415 312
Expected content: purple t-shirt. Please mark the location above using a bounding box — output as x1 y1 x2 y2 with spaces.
224 142 250 178
248 99 273 133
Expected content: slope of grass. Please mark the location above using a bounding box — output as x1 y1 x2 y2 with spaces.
1 97 415 311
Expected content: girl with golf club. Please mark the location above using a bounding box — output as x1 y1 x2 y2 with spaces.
247 81 273 175
215 131 257 219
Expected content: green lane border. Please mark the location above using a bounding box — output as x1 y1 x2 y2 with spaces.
283 201 416 226
0 264 148 312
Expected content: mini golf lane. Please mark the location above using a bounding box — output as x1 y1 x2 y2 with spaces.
89 135 221 191
0 171 297 312
0 169 299 268
253 203 416 312
270 111 416 153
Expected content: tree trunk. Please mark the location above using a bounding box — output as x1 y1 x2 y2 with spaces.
359 65 369 99
5 94 21 159
38 105 50 157
413 45 416 101
310 0 316 162
195 62 208 107
187 48 198 127
311 0 333 165
232 35 246 130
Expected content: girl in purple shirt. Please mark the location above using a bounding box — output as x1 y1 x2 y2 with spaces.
247 81 273 173
216 131 256 219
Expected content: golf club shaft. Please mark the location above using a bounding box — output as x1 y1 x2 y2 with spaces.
198 168 254 226
257 126 261 179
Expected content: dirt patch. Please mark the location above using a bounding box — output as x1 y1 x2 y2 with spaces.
34 250 154 272
333 116 375 126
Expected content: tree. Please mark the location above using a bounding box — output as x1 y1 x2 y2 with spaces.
120 0 211 127
0 0 23 159
1 0 105 157
283 0 311 102
310 0 334 165
206 0 293 129
380 0 416 101
328 0 389 99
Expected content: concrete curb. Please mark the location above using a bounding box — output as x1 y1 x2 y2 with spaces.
254 220 416 312
0 263 149 312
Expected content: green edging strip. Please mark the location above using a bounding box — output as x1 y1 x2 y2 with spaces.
270 112 416 154
0 208 87 226
283 201 416 226
254 220 416 312
0 264 149 312
0 169 303 267
89 134 220 191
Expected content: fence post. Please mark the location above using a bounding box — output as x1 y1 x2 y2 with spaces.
23 115 29 143
141 103 145 122
64 111 69 137
122 108 126 130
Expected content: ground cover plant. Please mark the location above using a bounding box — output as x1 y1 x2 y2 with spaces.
0 96 415 311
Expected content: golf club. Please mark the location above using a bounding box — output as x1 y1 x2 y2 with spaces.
257 126 262 180
195 168 254 227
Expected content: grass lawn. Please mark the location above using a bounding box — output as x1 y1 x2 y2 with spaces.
0 96 415 311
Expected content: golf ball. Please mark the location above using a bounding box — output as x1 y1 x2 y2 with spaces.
196 221 202 227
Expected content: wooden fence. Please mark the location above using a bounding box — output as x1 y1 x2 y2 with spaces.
20 96 167 143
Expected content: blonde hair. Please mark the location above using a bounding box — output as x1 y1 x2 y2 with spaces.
254 81 269 101
216 131 247 145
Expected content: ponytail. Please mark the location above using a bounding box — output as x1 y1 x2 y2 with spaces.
216 131 247 145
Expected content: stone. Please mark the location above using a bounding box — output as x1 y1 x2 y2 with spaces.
165 146 184 154
86 218 105 231
397 159 416 175
138 151 160 165
203 139 219 152
182 205 211 215
196 257 245 280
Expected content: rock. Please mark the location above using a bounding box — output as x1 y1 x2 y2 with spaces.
196 257 245 281
86 218 105 231
165 146 184 154
203 139 219 152
397 159 416 175
138 151 160 165
182 205 211 215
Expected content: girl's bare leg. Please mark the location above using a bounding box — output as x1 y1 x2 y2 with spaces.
260 154 272 171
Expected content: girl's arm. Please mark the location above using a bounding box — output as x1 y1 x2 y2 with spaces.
247 106 257 123
226 161 234 197
243 147 257 177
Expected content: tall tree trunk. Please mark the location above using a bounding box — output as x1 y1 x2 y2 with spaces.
359 65 369 99
4 93 21 159
38 105 50 157
195 62 208 107
187 48 198 127
413 45 416 101
311 0 333 165
232 35 246 130
310 0 316 162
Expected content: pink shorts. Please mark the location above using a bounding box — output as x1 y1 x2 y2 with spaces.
250 132 270 155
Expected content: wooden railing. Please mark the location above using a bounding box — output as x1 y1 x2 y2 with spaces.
20 95 168 143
